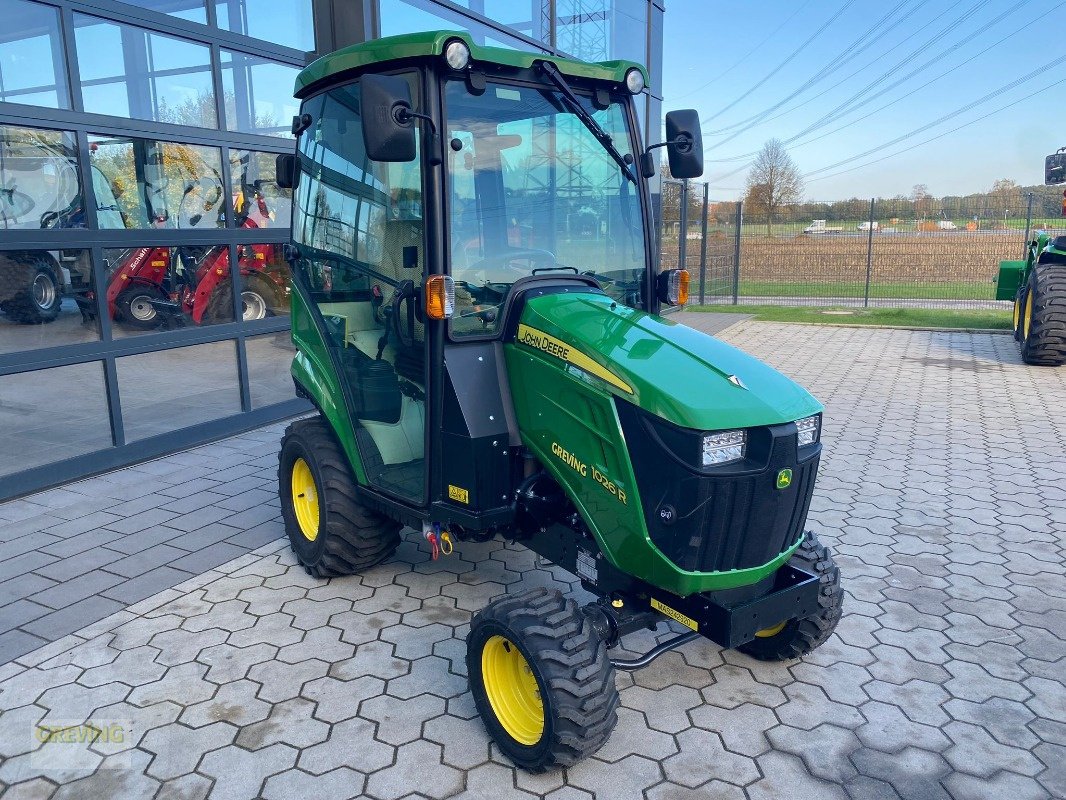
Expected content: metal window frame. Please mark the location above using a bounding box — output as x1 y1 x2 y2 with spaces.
0 0 313 501
1 0 661 500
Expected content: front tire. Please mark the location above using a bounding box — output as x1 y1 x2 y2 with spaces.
116 287 165 330
737 531 843 661
1020 263 1066 366
278 416 400 577
1013 283 1028 342
467 588 619 772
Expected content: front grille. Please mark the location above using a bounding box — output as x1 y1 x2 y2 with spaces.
653 458 816 572
617 402 819 574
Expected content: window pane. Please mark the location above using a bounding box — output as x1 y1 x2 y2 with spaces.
1 0 70 109
379 0 540 50
74 15 217 128
483 0 549 43
103 244 236 336
556 0 647 63
89 134 225 229
214 0 314 51
1 125 84 231
229 149 293 228
119 0 209 24
246 331 296 408
445 79 645 336
117 340 241 441
238 244 290 320
220 51 300 137
0 362 112 477
0 249 99 352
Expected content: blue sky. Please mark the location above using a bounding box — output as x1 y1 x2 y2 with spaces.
662 0 1066 201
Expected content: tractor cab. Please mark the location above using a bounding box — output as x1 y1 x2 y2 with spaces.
278 31 700 522
277 31 843 772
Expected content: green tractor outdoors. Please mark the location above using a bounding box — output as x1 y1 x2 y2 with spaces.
996 147 1066 366
274 31 843 771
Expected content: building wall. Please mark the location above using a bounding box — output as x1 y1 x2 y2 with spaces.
0 0 663 500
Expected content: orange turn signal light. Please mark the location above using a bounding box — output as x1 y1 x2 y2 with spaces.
676 269 690 305
424 274 455 320
657 268 690 306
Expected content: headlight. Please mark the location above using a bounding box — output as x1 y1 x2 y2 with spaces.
796 414 821 446
444 39 470 70
702 429 746 466
625 67 645 94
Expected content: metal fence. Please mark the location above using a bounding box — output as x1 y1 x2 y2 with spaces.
659 179 1061 310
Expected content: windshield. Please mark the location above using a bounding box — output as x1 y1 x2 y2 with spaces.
445 78 647 337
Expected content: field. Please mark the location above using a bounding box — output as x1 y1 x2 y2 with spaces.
662 230 1036 304
686 303 1012 330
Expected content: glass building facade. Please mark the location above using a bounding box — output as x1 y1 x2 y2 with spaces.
0 0 664 499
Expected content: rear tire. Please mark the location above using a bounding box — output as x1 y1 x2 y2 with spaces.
241 275 275 322
5 257 62 324
737 531 843 661
1020 263 1066 366
467 588 619 772
278 416 400 577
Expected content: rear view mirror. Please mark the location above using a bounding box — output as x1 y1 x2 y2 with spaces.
361 74 417 163
664 109 704 179
275 154 297 189
1046 150 1066 185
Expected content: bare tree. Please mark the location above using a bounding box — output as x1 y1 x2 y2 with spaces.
990 178 1020 214
745 139 803 234
910 183 932 218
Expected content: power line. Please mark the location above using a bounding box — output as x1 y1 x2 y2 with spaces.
668 0 814 101
803 53 1066 178
702 0 996 156
780 0 999 145
805 76 1066 183
701 0 858 125
704 0 1053 165
779 3 1063 154
788 0 1029 143
704 0 924 136
705 0 955 141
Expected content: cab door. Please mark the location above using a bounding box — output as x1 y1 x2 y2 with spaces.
290 73 428 505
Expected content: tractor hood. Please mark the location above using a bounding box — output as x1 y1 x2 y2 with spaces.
516 291 822 430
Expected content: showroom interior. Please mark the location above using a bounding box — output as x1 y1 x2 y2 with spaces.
0 0 665 500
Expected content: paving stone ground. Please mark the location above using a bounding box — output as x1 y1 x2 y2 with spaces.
0 320 1063 800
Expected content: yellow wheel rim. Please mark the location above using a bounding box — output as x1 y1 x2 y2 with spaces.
290 457 320 542
1023 288 1033 340
481 635 544 746
755 621 787 638
1013 295 1021 332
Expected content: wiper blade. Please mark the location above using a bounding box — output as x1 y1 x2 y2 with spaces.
536 60 636 183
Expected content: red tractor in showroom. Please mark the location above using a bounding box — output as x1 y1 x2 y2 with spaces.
105 187 288 329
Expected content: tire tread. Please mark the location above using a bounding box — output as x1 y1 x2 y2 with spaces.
278 416 400 577
468 587 619 771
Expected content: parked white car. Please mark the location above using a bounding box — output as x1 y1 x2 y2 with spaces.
858 221 879 232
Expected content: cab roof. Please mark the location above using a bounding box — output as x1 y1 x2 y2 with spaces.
294 30 649 98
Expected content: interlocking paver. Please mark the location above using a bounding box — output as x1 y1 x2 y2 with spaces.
0 323 1063 799
197 742 298 800
364 740 463 800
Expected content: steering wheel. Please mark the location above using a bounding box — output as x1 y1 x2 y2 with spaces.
1 186 34 225
388 280 417 350
466 247 557 279
177 178 223 229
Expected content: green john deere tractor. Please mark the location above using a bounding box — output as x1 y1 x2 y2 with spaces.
996 147 1066 366
275 31 843 771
